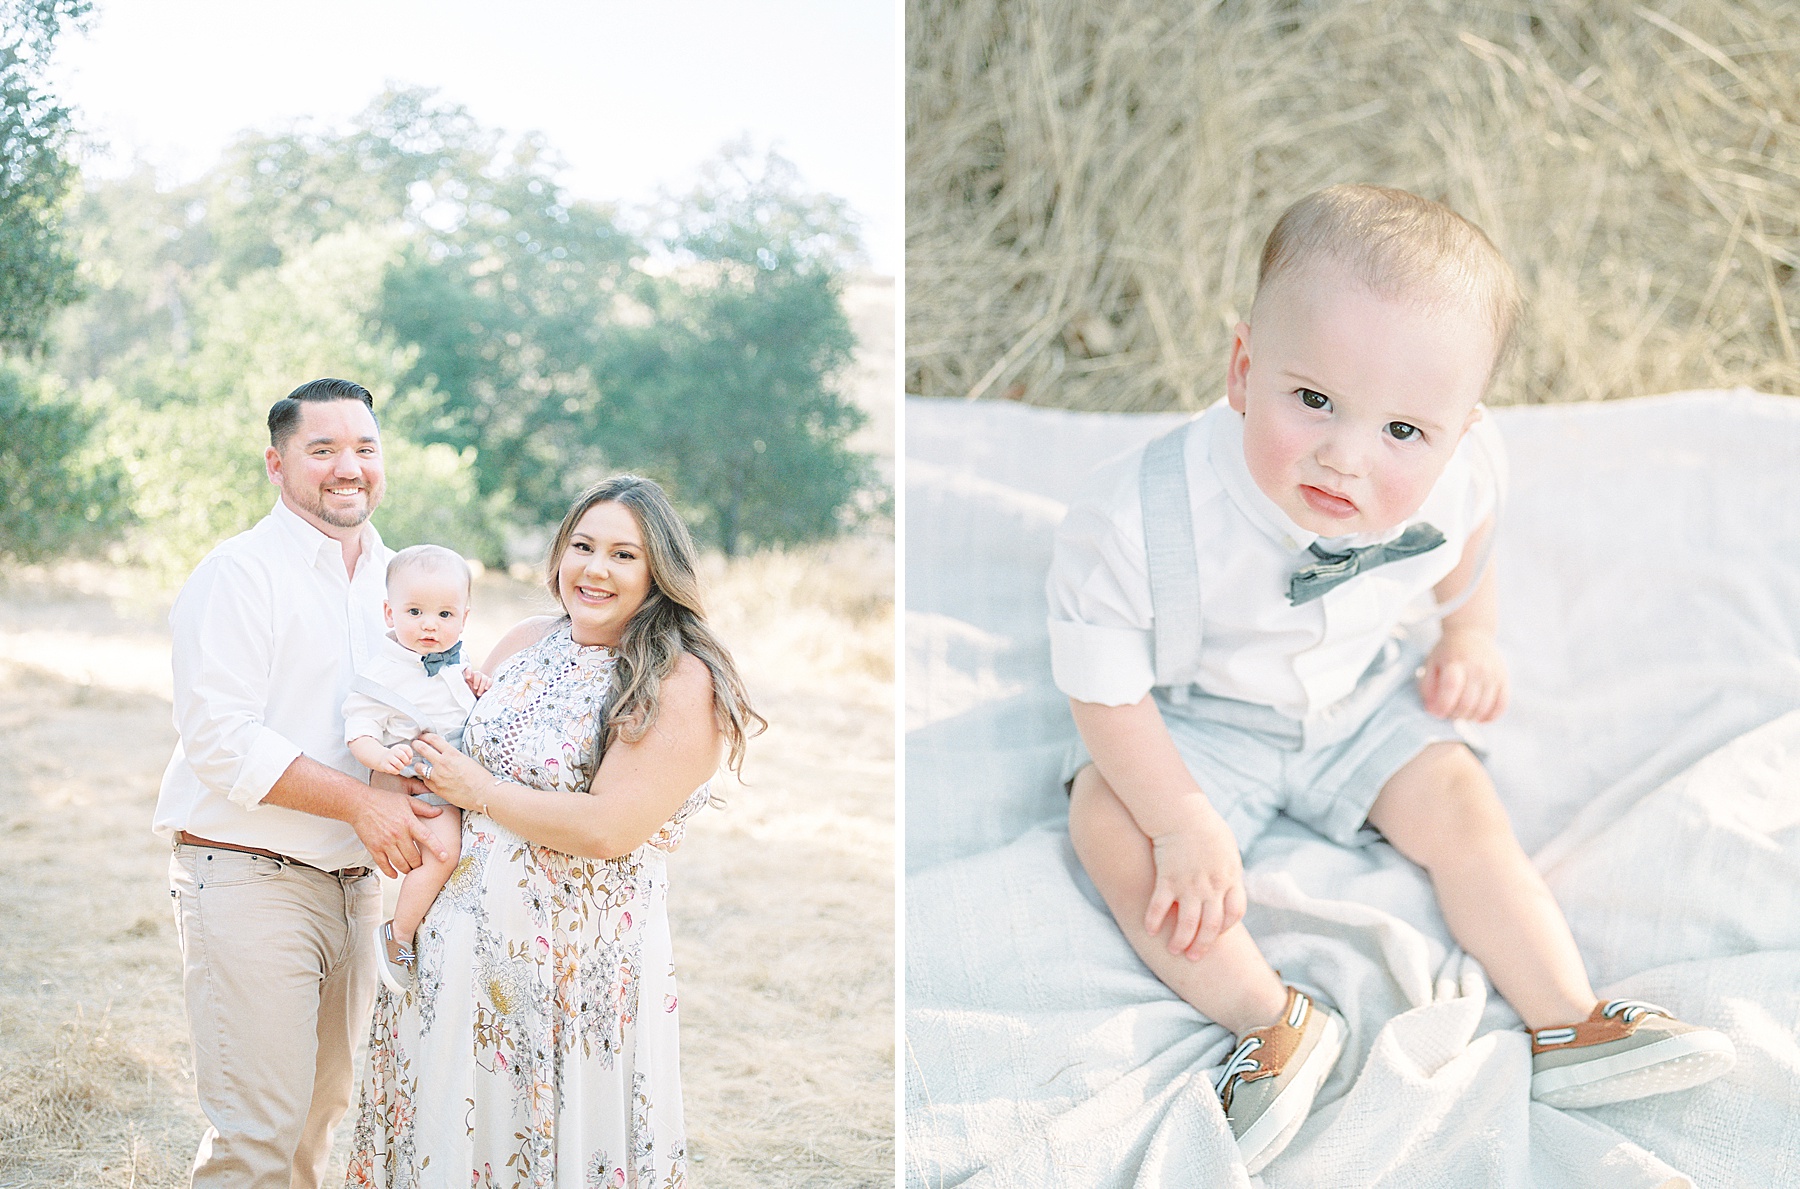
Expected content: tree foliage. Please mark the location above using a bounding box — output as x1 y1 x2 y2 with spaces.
607 148 869 555
0 0 86 353
34 88 879 573
0 364 127 562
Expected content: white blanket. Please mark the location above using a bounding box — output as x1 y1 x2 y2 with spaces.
905 392 1800 1188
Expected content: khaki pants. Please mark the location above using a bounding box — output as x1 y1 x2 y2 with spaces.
170 846 380 1189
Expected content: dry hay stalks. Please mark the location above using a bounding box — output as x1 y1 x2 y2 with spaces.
907 0 1800 410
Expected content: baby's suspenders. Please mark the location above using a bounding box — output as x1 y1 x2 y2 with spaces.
1139 421 1204 691
1135 412 1507 692
349 675 466 750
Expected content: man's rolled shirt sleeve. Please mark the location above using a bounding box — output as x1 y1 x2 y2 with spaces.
169 556 303 810
1046 500 1162 707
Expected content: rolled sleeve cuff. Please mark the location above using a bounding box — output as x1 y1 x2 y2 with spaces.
343 715 384 745
1048 618 1156 707
227 731 305 809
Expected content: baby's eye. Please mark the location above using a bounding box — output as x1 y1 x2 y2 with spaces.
438 610 454 618
1298 388 1330 411
407 608 422 616
1386 421 1421 442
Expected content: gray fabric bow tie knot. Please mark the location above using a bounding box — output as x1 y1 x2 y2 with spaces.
1287 523 1446 605
419 641 462 675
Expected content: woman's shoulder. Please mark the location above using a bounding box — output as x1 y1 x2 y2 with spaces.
482 614 565 673
659 652 718 718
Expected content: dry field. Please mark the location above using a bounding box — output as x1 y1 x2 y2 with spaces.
908 0 1800 411
0 535 894 1187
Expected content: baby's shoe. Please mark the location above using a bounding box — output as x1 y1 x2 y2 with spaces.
1530 998 1735 1108
1215 985 1346 1174
374 920 416 995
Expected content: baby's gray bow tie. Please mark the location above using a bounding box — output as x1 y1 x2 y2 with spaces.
419 641 462 675
1287 523 1446 605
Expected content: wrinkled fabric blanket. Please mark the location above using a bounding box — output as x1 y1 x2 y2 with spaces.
906 392 1800 1189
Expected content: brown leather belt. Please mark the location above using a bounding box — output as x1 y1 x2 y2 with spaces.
175 831 373 879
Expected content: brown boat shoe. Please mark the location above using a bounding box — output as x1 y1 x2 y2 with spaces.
1215 985 1346 1174
1530 998 1735 1108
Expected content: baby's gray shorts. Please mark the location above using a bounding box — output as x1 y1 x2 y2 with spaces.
1064 648 1481 851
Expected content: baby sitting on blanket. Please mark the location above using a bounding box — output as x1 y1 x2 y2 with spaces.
342 543 491 994
1047 184 1734 1174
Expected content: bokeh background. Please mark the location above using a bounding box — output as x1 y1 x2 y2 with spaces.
0 1 896 1185
907 0 1800 411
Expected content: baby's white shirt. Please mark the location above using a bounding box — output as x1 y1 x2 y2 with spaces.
1046 400 1504 719
342 632 479 752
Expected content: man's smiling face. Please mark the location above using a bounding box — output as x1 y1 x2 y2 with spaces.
265 399 386 537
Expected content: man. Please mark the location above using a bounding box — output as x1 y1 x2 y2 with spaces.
153 377 449 1189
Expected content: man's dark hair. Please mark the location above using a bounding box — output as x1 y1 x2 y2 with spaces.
267 378 377 450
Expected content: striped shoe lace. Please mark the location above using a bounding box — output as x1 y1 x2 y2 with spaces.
1213 1035 1265 1107
1601 998 1670 1025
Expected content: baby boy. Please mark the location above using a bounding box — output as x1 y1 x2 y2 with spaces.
343 543 490 993
1047 184 1735 1173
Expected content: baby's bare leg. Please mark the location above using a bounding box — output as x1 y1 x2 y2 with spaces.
392 806 463 943
1068 764 1288 1036
1367 742 1596 1029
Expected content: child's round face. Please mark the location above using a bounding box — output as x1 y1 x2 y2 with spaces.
1226 265 1496 538
384 570 471 655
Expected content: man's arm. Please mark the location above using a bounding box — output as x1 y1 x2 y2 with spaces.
261 757 446 878
1071 694 1245 958
171 555 446 875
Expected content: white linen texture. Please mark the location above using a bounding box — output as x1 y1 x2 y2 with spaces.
905 391 1800 1189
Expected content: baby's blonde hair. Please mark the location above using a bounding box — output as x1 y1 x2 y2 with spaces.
1255 184 1523 377
386 543 471 596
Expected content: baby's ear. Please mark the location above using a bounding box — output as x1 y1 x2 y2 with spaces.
1461 402 1486 434
1225 321 1253 413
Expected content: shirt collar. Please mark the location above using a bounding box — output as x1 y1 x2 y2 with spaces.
269 497 383 575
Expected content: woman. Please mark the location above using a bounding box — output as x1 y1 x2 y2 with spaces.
347 475 763 1188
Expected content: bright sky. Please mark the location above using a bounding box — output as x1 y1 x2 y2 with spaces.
47 0 900 274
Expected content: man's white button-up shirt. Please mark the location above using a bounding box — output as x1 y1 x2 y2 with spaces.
1046 401 1503 720
152 497 393 870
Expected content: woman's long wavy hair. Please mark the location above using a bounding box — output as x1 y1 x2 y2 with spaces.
546 475 765 775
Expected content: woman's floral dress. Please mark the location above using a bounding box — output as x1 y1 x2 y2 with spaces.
347 622 708 1189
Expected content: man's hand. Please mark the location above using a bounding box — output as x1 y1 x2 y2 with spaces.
1419 626 1509 722
1145 799 1246 960
357 773 449 878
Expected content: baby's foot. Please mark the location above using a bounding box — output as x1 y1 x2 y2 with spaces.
1530 998 1735 1108
373 919 416 996
1215 986 1345 1174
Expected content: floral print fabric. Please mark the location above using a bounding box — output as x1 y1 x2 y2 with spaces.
348 621 707 1188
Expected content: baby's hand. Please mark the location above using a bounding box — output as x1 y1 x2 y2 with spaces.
1145 801 1245 960
364 742 412 776
1419 627 1509 722
464 668 493 697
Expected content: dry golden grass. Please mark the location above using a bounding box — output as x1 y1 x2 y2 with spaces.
0 536 893 1188
907 0 1800 410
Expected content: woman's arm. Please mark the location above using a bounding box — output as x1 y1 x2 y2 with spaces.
412 652 725 859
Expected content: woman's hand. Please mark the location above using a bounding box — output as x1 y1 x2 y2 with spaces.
410 732 498 812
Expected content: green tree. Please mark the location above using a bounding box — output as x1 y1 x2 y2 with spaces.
608 147 873 555
0 0 87 353
374 134 641 523
0 365 127 561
